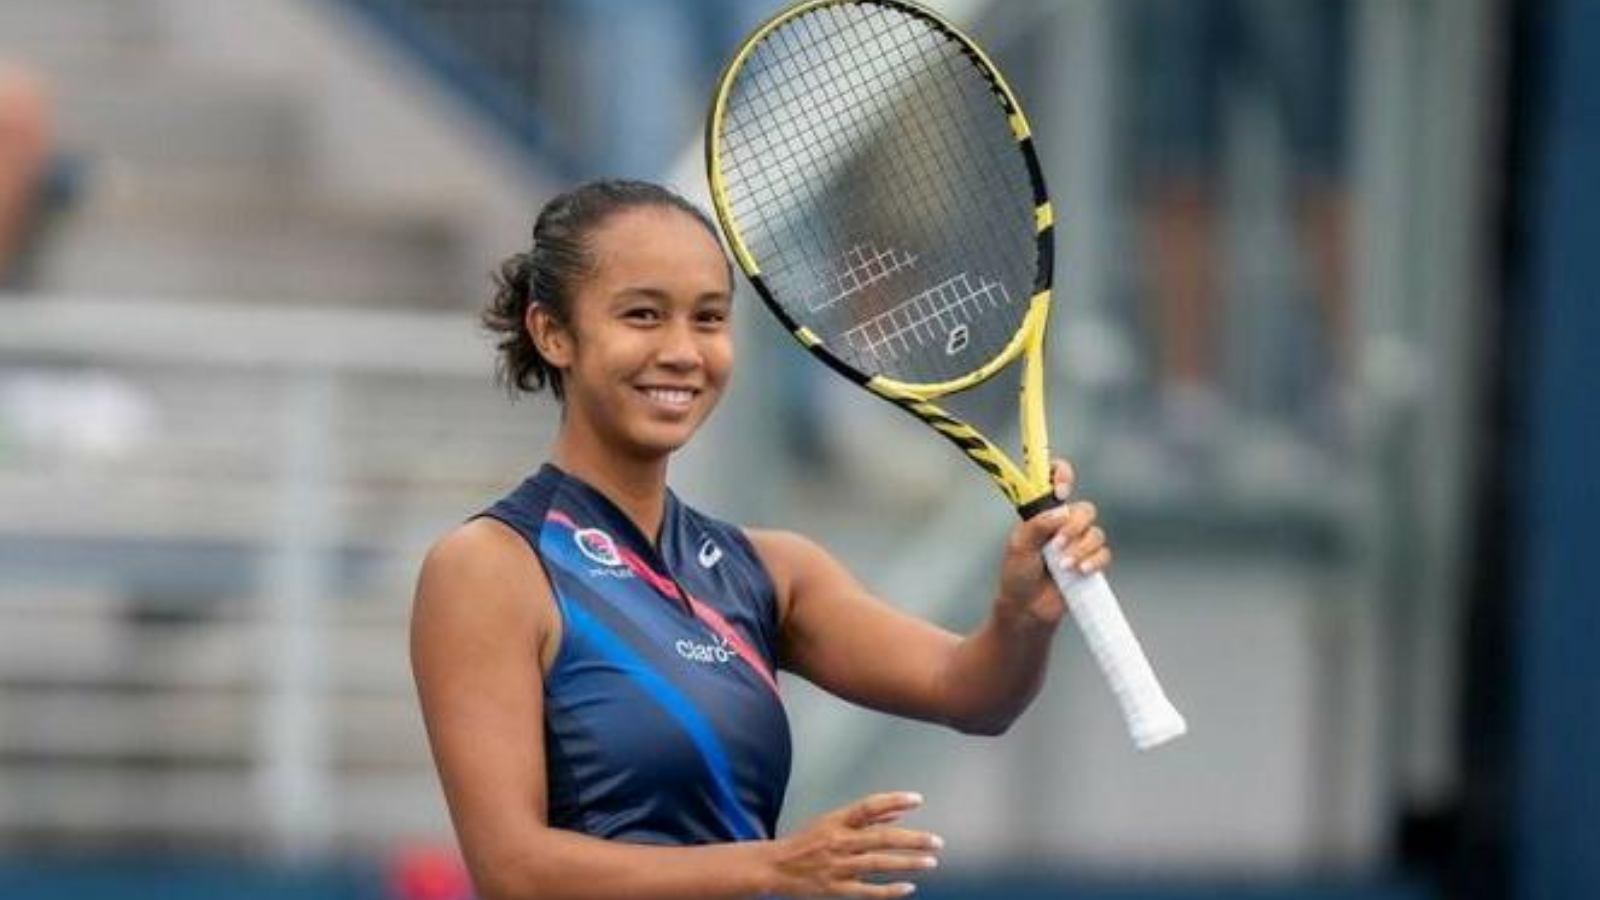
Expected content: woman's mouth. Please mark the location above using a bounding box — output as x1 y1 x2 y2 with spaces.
637 386 699 412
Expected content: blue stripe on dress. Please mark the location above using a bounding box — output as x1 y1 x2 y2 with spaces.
541 527 766 841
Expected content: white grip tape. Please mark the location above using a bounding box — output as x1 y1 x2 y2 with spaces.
1042 542 1187 749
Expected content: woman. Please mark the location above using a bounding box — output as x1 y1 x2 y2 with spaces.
411 181 1111 900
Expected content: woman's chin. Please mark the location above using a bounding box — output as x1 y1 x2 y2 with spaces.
624 420 700 458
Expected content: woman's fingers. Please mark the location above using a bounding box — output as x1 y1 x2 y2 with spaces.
1046 502 1096 546
1063 525 1105 563
831 839 940 898
860 808 907 827
1018 499 1089 555
837 851 939 877
1043 504 1111 574
790 792 943 897
838 814 944 892
839 826 944 855
1075 546 1113 574
1050 458 1076 500
841 791 923 828
836 880 918 899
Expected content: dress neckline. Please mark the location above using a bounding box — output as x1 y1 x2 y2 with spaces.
539 461 679 557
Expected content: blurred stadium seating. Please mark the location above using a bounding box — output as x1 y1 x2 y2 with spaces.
1 1 1594 898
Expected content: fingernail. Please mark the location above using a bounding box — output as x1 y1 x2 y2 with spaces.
902 791 924 806
896 884 917 896
929 834 946 849
1078 558 1095 573
921 856 940 869
1054 482 1069 500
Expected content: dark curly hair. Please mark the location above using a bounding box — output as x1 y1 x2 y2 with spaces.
483 179 726 400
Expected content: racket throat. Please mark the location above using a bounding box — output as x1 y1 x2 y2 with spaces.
1015 490 1062 521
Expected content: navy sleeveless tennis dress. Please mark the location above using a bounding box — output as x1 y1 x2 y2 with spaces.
479 464 792 845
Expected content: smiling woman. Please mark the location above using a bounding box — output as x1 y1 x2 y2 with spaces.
526 206 732 457
410 179 1115 900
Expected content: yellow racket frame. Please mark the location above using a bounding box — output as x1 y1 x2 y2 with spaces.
707 0 1058 512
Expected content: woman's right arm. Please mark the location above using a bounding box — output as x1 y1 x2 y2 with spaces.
411 519 941 900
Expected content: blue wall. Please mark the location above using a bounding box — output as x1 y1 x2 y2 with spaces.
915 877 1428 900
0 860 382 900
1514 0 1600 897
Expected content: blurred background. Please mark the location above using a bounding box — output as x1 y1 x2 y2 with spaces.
0 1 1593 898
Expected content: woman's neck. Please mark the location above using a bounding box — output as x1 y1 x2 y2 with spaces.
548 419 670 543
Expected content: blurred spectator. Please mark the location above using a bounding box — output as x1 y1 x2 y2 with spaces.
0 62 53 290
1129 0 1351 463
386 845 473 900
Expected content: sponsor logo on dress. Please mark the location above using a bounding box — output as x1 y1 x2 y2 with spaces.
574 527 624 567
676 635 736 665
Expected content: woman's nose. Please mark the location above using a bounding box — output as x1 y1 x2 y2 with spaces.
654 319 701 369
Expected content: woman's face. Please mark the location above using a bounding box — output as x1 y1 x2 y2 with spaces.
544 205 735 459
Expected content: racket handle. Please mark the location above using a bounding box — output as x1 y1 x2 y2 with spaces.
1042 542 1187 750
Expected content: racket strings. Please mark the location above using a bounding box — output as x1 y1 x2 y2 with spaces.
732 11 988 282
732 10 931 278
716 3 1038 385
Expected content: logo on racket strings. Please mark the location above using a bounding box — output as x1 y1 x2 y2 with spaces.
574 528 624 568
945 325 970 356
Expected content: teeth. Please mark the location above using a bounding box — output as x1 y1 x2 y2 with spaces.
643 388 694 406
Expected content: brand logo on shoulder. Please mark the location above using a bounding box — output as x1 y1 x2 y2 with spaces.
697 538 723 569
574 528 624 568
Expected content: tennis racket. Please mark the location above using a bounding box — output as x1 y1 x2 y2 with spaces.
706 0 1186 749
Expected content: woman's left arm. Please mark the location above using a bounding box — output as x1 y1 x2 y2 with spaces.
750 460 1107 736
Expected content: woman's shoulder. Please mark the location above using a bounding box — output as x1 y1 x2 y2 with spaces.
739 526 816 559
738 527 836 587
411 518 563 690
424 516 540 576
414 518 554 635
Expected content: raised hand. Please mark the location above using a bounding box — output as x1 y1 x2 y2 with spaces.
995 458 1111 627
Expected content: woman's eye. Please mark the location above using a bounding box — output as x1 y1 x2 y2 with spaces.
697 309 730 327
623 307 661 323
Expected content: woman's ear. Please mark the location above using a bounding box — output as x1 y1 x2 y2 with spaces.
526 302 574 369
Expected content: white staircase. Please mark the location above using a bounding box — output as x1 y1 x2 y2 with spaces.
0 0 550 854
2 1 468 308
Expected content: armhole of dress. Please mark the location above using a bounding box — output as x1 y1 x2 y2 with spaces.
470 494 594 835
726 525 784 669
471 510 573 679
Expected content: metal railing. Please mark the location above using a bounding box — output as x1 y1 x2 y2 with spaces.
0 294 552 855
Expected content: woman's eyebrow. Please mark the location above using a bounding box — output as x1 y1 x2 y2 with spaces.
612 286 672 301
614 285 730 303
